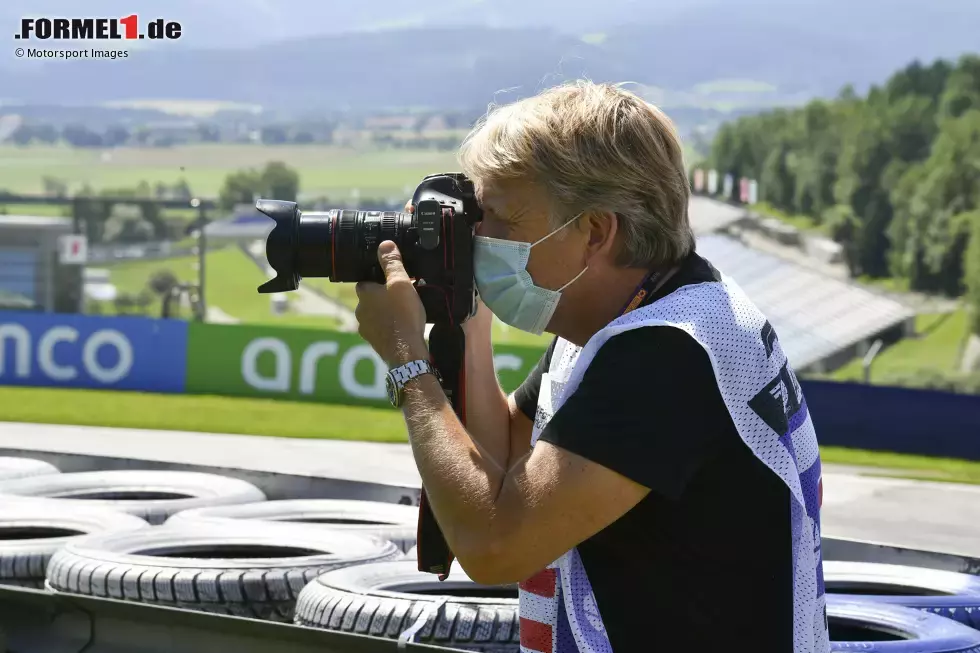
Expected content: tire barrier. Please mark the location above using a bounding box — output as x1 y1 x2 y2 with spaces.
828 595 980 652
0 501 148 588
294 560 520 653
826 561 980 630
165 499 419 553
0 456 59 482
46 526 402 622
0 470 267 524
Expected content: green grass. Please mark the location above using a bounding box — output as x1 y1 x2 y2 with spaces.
96 246 555 345
750 202 829 235
821 446 980 485
0 386 407 442
98 246 343 330
856 275 912 293
0 203 70 217
0 144 459 199
830 309 970 382
4 385 980 483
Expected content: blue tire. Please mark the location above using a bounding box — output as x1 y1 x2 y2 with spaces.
829 596 980 652
826 561 980 630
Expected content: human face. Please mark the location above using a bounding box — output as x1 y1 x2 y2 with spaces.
475 177 592 297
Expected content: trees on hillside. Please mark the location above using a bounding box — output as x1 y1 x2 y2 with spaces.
709 54 980 333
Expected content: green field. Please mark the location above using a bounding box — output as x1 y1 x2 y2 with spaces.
0 144 460 199
97 245 554 346
0 386 406 442
98 246 345 330
829 309 970 383
2 384 979 484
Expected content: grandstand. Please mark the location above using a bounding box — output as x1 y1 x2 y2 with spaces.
694 231 915 374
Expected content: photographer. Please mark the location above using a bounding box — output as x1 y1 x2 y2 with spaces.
355 81 828 653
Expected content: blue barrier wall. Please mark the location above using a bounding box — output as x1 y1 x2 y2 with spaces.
802 380 980 460
0 311 188 393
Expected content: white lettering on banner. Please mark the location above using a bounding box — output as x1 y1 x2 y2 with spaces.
38 327 79 380
0 324 134 383
83 330 133 384
300 341 339 395
242 337 290 392
0 324 31 377
492 353 522 376
239 339 531 399
339 344 386 399
239 338 387 398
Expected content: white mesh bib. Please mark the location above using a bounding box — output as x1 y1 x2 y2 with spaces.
518 274 830 653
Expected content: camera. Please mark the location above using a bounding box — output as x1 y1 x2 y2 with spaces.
256 172 482 325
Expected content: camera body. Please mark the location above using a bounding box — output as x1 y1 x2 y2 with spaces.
257 172 482 325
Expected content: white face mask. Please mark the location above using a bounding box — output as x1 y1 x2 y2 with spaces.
473 215 588 335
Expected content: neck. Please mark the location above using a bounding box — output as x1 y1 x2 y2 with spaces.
554 266 653 346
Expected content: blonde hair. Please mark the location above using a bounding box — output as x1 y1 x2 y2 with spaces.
458 80 694 268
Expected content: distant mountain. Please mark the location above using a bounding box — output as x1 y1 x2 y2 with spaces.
0 0 976 113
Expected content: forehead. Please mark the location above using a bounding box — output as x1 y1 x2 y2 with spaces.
476 178 550 216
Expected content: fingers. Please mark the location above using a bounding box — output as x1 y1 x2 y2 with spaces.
404 200 414 213
354 281 375 298
378 241 411 285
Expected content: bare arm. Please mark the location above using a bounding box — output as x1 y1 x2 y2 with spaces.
399 367 649 585
460 301 535 472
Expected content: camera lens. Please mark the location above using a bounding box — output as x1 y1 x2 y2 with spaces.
258 199 415 294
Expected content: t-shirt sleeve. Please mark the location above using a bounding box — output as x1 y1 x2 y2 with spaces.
537 326 736 499
511 337 558 421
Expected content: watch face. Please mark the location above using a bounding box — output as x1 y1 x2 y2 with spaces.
385 372 400 407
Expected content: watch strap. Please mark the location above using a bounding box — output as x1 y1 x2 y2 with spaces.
390 359 437 388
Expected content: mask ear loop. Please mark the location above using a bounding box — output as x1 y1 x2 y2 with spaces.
557 265 589 292
530 212 590 292
530 212 585 248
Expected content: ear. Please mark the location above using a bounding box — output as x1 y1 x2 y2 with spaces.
584 211 619 259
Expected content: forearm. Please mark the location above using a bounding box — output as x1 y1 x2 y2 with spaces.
460 310 511 472
401 371 508 560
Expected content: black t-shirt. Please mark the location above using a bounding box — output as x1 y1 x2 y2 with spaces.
513 251 793 652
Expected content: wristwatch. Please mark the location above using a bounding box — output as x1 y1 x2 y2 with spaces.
385 359 441 407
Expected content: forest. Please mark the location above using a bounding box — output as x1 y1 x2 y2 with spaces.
709 54 980 336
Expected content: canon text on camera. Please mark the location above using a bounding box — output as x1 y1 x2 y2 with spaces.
15 17 181 40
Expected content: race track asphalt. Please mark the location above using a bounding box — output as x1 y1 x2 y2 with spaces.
2 421 980 557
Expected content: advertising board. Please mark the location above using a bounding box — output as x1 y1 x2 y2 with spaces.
184 322 541 408
0 311 188 392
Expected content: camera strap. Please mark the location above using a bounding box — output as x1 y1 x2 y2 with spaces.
617 268 667 317
416 322 465 580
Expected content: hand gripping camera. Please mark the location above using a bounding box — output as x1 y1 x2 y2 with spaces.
256 172 483 580
257 172 482 326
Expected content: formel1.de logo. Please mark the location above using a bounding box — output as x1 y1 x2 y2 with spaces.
15 16 182 41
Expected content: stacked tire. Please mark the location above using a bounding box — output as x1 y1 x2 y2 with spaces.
165 498 419 553
825 561 980 630
294 560 519 652
289 559 980 653
10 458 980 653
45 526 402 621
0 466 418 623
